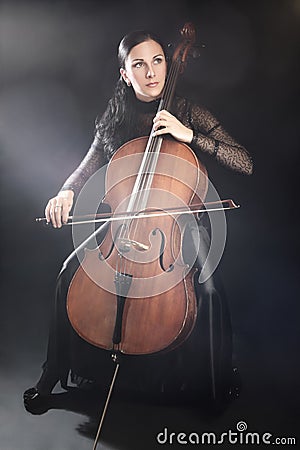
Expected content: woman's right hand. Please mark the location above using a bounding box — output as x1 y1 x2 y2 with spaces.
45 190 74 228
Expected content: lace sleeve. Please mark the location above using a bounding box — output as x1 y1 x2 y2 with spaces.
190 103 253 175
60 133 107 196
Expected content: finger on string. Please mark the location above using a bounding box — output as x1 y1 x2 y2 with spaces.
153 127 168 137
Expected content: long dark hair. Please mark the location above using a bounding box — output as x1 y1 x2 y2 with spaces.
95 30 166 160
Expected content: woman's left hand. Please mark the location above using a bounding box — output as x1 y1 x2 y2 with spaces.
153 110 193 143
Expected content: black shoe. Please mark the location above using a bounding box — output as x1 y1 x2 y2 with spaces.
23 366 59 414
23 387 50 415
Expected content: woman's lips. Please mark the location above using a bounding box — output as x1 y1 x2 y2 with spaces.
146 82 159 87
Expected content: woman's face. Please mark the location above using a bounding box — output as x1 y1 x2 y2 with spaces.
120 39 167 102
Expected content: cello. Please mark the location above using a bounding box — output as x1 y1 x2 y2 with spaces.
67 22 205 355
61 23 235 449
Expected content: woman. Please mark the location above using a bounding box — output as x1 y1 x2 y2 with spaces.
24 29 253 413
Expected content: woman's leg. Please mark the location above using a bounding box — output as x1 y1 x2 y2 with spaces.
23 252 80 412
24 222 110 406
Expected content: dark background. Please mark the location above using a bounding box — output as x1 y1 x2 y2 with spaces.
1 0 299 448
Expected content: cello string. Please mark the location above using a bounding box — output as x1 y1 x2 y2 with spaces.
133 58 180 206
121 58 180 275
119 35 192 319
121 56 182 276
133 57 180 201
117 51 181 278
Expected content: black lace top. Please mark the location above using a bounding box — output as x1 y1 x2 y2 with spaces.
61 95 253 196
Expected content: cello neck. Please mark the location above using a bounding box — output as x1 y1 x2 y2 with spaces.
126 24 196 214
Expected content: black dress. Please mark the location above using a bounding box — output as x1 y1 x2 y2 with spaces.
31 95 253 409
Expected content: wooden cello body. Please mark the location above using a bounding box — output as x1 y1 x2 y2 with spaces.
67 136 208 354
67 23 208 357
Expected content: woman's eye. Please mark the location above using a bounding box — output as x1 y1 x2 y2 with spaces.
154 57 163 64
134 62 143 68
